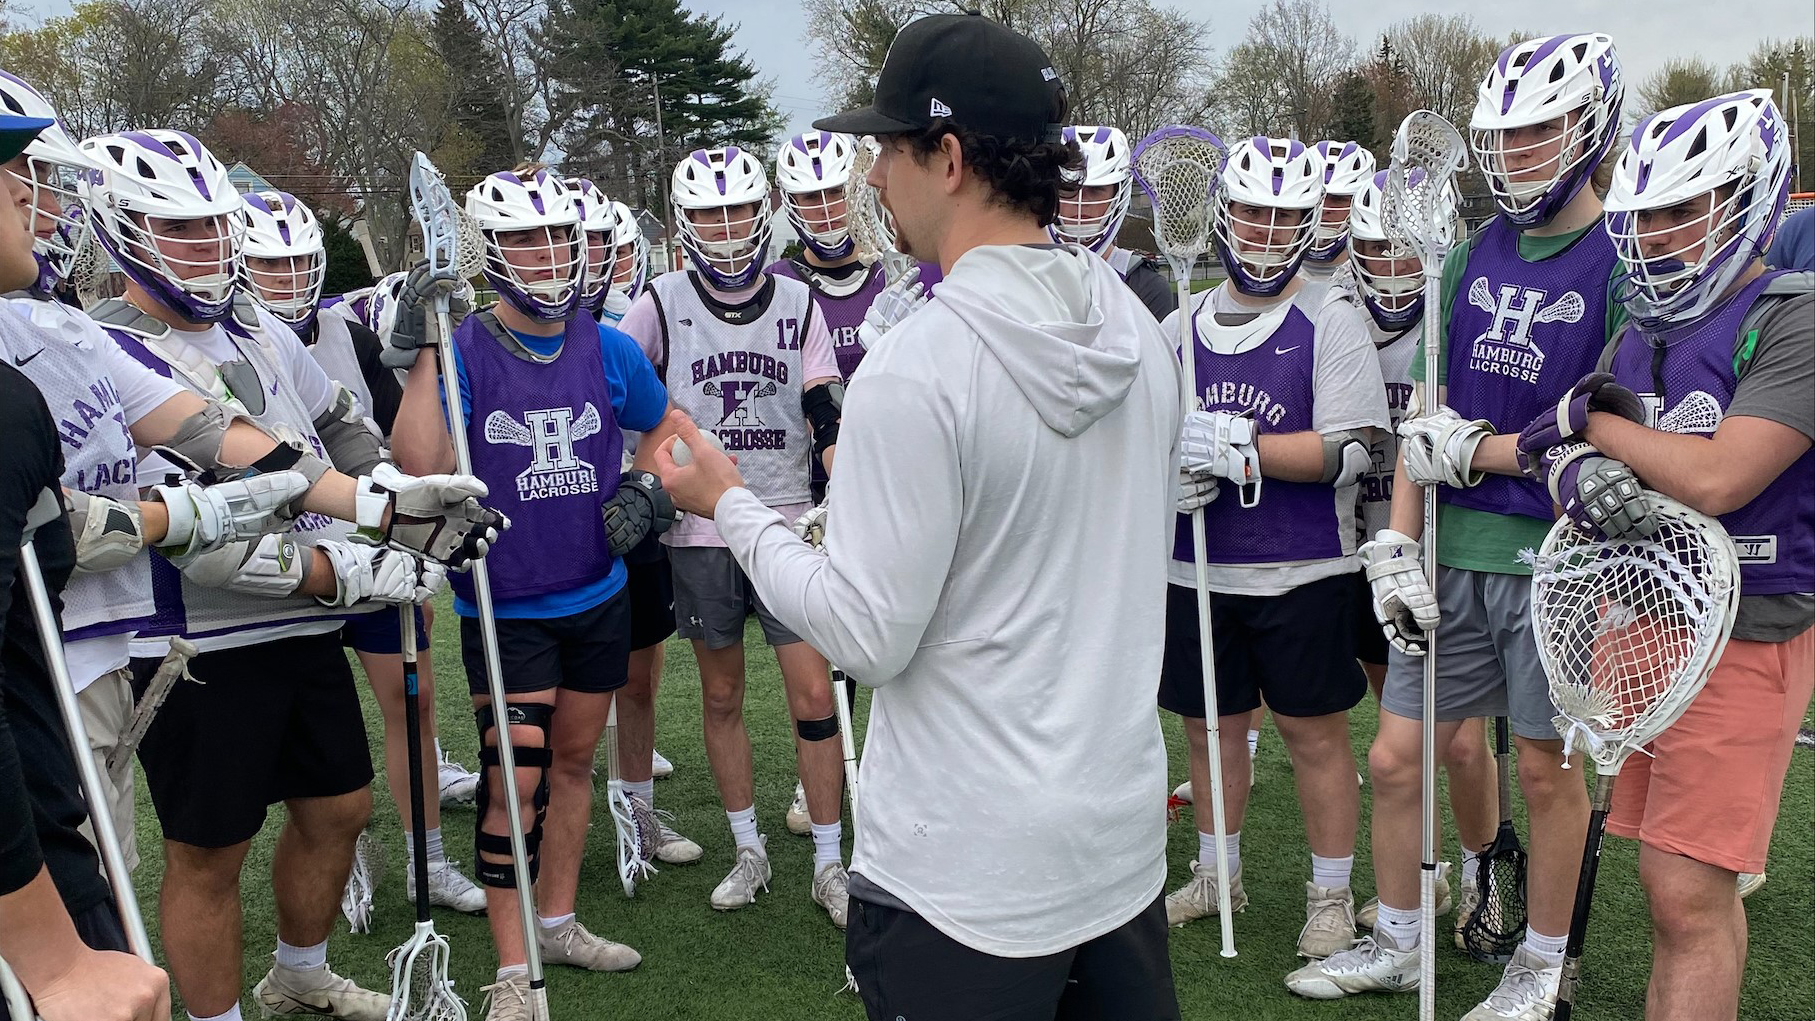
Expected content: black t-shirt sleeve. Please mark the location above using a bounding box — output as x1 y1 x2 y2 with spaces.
349 321 404 436
1124 261 1179 322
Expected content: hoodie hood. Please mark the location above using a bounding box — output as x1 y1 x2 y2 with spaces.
934 243 1144 437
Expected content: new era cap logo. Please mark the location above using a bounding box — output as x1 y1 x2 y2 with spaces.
929 97 952 118
1041 66 1058 81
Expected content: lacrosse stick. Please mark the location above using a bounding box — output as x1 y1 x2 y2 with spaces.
104 636 198 773
1527 496 1739 1020
1384 109 1468 1020
16 543 154 965
409 150 549 1019
0 955 38 1021
1457 716 1528 963
604 697 655 897
848 137 914 285
1131 125 1237 960
385 605 466 1021
792 517 862 820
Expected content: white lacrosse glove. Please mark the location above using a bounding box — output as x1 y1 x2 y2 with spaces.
315 541 442 608
792 501 829 550
1359 529 1440 656
1176 466 1219 513
151 470 314 567
351 463 509 570
1398 407 1493 488
1179 409 1262 505
856 265 927 349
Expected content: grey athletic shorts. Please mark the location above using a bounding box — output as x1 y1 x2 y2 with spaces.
669 545 801 651
1380 566 1561 741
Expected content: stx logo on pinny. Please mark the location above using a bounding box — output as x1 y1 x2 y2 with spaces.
483 404 602 501
1465 278 1584 385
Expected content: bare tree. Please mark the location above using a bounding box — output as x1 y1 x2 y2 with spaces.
1383 13 1500 131
1210 0 1354 141
466 0 568 163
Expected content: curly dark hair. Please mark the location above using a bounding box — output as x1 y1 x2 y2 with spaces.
904 118 1084 226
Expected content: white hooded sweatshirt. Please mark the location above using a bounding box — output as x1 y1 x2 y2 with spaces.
713 243 1181 957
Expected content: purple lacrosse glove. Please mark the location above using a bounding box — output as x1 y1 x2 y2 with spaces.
1538 442 1658 540
1516 372 1647 477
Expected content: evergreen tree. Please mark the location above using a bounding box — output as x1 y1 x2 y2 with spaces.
433 0 515 183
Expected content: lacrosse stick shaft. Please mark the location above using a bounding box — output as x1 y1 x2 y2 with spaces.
1417 257 1442 1021
105 638 196 773
401 605 430 922
0 955 38 1021
830 668 860 821
18 544 154 965
1554 773 1615 1021
1494 716 1513 819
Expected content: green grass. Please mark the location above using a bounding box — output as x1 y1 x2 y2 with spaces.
130 603 1814 1020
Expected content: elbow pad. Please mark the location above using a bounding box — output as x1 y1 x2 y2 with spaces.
157 401 330 489
65 490 147 574
177 533 307 597
1320 430 1374 488
313 385 386 477
802 382 844 458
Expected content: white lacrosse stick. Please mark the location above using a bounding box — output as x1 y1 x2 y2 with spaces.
604 697 656 897
1131 125 1237 960
409 151 549 1020
792 513 862 820
1528 495 1739 1021
385 607 466 1021
848 137 914 285
1383 109 1467 1019
0 954 38 1021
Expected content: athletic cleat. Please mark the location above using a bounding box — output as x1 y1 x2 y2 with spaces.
651 748 674 778
438 749 480 807
1172 779 1192 803
1284 930 1420 999
785 781 811 836
479 973 533 1021
812 862 850 929
253 963 390 1020
1298 883 1358 959
1461 946 1561 1020
1738 871 1766 899
1165 860 1248 927
536 918 642 972
626 792 702 864
1453 869 1483 950
408 858 487 914
711 837 772 911
339 829 380 933
1356 861 1451 930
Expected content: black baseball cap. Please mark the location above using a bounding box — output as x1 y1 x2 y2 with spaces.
815 13 1066 145
0 112 52 163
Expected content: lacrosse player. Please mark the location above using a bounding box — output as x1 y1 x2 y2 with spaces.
1296 35 1628 1018
614 145 851 927
1523 89 1810 1021
1299 140 1375 302
1050 124 1176 322
240 189 487 923
658 14 1185 1018
388 163 682 1014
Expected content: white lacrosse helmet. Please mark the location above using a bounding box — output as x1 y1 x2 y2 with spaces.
1308 140 1376 260
465 167 585 321
775 131 856 260
607 200 648 297
1349 169 1458 330
1471 33 1624 228
671 146 772 290
78 129 245 322
0 71 97 288
1605 89 1794 333
564 176 616 313
1051 125 1133 253
1213 136 1325 296
239 190 326 330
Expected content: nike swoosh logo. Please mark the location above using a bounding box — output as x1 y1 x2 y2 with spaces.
1274 345 1300 356
13 349 43 366
679 318 693 326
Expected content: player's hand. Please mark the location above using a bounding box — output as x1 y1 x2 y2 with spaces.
29 947 170 1021
317 541 441 607
1175 467 1219 513
1516 372 1647 477
1360 529 1439 655
856 265 927 348
652 411 743 520
603 471 676 555
793 501 829 548
1539 442 1657 541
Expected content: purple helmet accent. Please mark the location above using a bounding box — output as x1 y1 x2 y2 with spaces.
1470 34 1625 229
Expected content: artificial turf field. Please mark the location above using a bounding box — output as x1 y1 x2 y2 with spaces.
129 604 1814 1020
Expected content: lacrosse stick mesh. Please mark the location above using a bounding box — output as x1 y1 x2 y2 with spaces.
847 137 914 284
1384 111 1467 259
1459 844 1528 963
68 224 111 303
386 924 466 1021
455 208 486 281
1130 127 1224 267
1529 496 1740 772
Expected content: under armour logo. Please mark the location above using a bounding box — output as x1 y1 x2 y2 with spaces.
929 97 952 118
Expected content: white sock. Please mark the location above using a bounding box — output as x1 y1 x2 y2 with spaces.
726 805 761 851
1521 928 1568 967
191 1007 244 1021
405 827 447 868
1461 847 1483 886
1198 829 1240 874
626 777 655 803
1375 902 1421 949
1311 853 1354 890
1247 729 1260 757
274 938 326 972
538 912 574 931
810 822 843 869
496 964 529 983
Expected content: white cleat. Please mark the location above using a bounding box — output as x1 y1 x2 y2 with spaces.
253 963 390 1020
1737 871 1766 899
1284 930 1420 999
651 748 674 778
438 749 480 807
479 973 533 1021
812 862 850 929
536 918 642 972
339 829 380 933
1298 883 1357 959
1356 861 1451 931
408 858 487 914
711 837 773 911
1461 946 1562 1021
785 781 811 836
1165 860 1248 927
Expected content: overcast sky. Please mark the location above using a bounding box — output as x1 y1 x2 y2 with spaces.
682 0 1815 140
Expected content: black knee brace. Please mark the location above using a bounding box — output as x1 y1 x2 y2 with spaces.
796 714 839 742
473 701 556 889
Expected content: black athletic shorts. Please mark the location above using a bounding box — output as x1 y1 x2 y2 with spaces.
1350 571 1390 666
626 550 676 652
1158 573 1368 719
459 588 631 697
845 891 1181 1021
131 631 374 848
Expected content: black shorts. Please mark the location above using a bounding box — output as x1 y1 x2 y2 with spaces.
131 631 374 848
340 605 430 656
459 589 631 697
1158 573 1368 719
626 552 676 652
1350 571 1389 667
845 892 1180 1021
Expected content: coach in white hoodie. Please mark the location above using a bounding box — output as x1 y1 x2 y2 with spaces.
656 13 1183 1021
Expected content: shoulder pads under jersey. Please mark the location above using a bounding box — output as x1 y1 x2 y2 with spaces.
87 296 172 343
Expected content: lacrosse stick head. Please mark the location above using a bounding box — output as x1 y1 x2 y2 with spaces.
1457 841 1528 963
1528 494 1740 772
1384 111 1468 269
408 152 467 291
386 922 467 1021
1130 126 1225 275
846 136 915 284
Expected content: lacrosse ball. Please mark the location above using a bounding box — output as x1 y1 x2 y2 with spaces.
671 430 725 466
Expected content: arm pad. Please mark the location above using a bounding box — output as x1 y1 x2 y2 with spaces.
802 381 844 459
177 533 308 597
313 385 387 477
64 490 146 574
1320 429 1374 487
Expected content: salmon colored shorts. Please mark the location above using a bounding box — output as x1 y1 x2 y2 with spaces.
1606 626 1815 873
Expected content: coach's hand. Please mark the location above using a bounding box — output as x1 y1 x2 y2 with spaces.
653 411 743 520
30 947 170 1021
